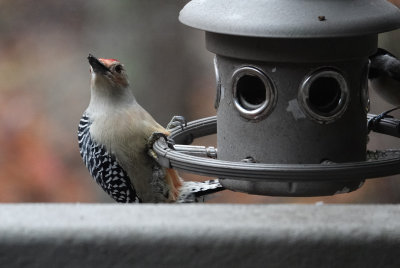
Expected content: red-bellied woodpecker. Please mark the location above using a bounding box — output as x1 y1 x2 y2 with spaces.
78 54 224 203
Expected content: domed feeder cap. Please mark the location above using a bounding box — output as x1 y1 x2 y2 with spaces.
179 0 400 38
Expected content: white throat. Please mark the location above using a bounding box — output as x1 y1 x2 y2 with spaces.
87 73 136 115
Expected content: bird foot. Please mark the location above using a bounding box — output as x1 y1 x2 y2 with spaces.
148 132 175 149
147 132 175 160
167 116 187 130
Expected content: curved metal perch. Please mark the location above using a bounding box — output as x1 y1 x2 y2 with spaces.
153 115 400 182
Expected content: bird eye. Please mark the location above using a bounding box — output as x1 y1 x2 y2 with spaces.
115 65 123 73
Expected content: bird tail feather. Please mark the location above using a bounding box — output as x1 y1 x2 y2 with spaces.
165 168 183 201
178 179 225 203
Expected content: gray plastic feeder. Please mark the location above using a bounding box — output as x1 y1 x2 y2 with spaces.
179 0 400 196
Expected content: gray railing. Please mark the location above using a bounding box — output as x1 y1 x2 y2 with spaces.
0 204 399 267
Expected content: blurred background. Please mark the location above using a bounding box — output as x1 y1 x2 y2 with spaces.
0 0 399 203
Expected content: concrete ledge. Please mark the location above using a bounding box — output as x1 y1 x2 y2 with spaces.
0 204 399 267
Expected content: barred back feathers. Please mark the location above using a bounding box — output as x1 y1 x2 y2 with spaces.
78 114 140 203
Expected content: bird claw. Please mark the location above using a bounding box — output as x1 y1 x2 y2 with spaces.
167 116 187 131
147 132 175 151
147 129 177 161
148 148 159 160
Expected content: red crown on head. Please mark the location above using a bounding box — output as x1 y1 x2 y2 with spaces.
99 58 120 67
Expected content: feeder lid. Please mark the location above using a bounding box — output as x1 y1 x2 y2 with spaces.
179 0 400 38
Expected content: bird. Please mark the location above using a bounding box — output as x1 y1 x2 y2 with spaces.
78 54 224 203
368 48 400 106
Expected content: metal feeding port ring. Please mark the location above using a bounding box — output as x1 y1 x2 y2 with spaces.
152 115 400 182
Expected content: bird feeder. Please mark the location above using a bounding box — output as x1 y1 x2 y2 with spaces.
154 0 400 197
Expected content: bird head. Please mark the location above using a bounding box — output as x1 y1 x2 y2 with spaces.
87 54 134 111
88 54 129 90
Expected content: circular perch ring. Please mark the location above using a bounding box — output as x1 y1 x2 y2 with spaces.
153 115 400 181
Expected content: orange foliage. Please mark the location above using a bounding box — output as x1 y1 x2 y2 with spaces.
0 92 95 202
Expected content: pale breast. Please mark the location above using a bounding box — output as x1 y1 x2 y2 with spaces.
89 106 169 202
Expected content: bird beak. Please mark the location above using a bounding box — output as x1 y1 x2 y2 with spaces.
88 54 110 74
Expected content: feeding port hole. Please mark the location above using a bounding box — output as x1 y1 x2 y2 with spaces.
232 66 276 121
237 75 267 110
299 68 349 124
308 76 342 115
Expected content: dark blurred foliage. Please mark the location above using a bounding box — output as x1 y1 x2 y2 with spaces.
0 0 399 203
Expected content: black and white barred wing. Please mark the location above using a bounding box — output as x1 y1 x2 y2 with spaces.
78 114 140 203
